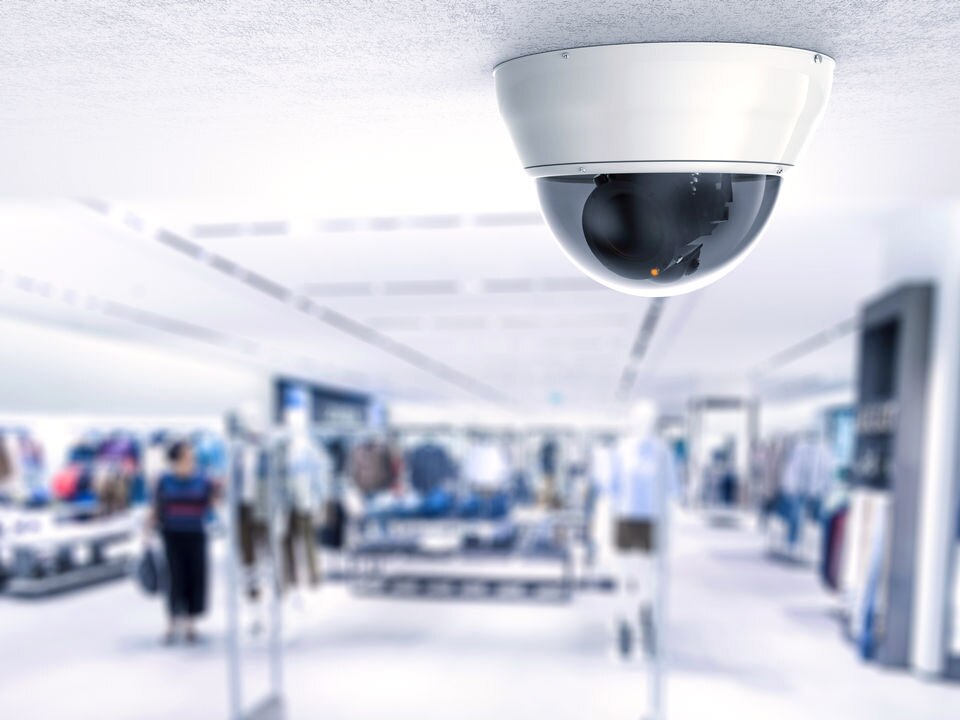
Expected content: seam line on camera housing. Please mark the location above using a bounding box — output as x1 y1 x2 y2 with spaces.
526 160 795 170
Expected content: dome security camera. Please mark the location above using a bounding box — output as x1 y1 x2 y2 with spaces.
494 43 834 296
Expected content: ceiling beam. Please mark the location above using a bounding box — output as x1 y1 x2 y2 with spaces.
77 199 513 407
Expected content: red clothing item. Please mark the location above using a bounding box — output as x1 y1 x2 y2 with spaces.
828 509 848 590
51 465 81 500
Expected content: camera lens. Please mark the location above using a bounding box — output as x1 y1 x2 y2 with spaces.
581 175 675 278
582 174 725 280
537 172 780 296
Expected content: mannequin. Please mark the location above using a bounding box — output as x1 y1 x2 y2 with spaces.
283 408 330 594
609 402 678 660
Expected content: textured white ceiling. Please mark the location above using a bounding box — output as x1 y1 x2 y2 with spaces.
0 1 957 415
1 0 958 209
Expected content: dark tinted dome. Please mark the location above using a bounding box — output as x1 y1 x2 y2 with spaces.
537 173 781 296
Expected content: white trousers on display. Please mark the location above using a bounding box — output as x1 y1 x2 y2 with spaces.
608 514 671 720
615 551 654 625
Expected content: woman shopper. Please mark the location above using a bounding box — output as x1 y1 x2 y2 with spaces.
151 440 216 644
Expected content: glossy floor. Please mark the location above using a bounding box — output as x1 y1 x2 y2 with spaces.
0 512 957 720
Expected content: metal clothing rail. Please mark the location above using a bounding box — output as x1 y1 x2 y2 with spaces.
224 415 286 720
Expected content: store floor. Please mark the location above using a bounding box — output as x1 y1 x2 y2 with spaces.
1 513 957 720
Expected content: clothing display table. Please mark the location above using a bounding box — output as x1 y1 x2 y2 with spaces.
0 507 142 597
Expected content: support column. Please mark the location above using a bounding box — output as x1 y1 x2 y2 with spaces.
880 206 960 676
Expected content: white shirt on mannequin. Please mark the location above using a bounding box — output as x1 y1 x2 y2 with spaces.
610 435 679 521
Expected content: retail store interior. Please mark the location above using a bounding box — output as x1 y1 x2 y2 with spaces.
2 2 960 719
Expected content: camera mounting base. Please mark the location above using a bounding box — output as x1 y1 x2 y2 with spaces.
494 42 834 179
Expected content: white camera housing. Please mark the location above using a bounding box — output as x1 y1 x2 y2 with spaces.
494 42 834 296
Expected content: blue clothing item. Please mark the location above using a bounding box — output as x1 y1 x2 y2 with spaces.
325 437 349 478
98 435 139 463
422 487 455 517
717 472 738 506
407 443 456 494
191 432 228 479
74 470 95 500
24 487 51 508
540 440 559 475
481 492 510 519
777 493 804 547
68 442 99 465
510 470 536 505
155 472 214 534
129 473 149 505
858 509 887 660
457 494 482 518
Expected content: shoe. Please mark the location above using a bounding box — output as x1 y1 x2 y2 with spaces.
162 630 176 646
185 629 200 644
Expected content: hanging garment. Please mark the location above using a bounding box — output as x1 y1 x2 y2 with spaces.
98 435 139 464
0 435 12 482
857 504 888 660
539 439 559 476
776 492 805 548
510 469 536 505
73 468 96 504
349 441 395 495
68 439 99 465
820 502 850 589
325 437 349 478
590 443 616 495
755 438 793 524
779 438 835 547
283 509 320 588
287 435 331 515
828 507 849 590
1 434 25 499
129 472 148 505
421 486 455 517
51 464 82 500
845 489 891 640
718 472 738 506
98 470 130 515
537 438 561 507
191 431 228 480
783 439 837 499
144 443 168 493
319 499 346 549
407 442 456 494
17 434 45 491
820 505 837 586
463 441 509 491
